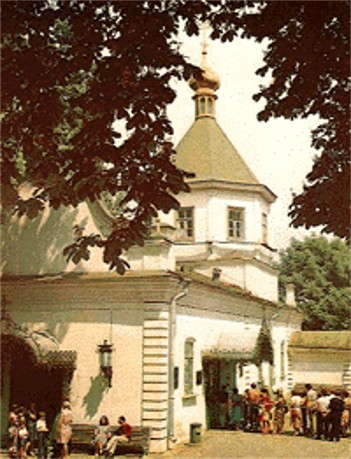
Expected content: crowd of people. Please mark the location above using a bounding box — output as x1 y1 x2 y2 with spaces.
218 382 351 441
8 383 349 457
7 401 131 459
8 401 73 459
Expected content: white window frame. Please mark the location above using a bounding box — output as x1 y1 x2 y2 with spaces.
228 207 245 240
177 207 194 240
184 338 195 395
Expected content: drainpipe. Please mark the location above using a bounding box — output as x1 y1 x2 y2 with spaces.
167 279 189 450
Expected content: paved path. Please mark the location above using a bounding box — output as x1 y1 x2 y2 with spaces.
1 431 349 458
156 430 350 459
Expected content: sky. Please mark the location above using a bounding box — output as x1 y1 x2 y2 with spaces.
168 33 321 251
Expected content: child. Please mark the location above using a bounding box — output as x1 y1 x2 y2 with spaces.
36 411 49 459
17 418 29 459
93 415 110 456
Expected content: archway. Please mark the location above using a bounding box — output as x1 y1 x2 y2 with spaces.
0 315 76 446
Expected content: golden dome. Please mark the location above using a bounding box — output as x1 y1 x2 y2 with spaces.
189 48 220 94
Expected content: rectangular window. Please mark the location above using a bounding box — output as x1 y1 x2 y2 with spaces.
262 212 268 244
184 339 194 394
280 341 285 380
177 207 194 240
228 207 245 240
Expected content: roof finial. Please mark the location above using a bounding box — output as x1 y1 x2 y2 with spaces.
200 21 210 67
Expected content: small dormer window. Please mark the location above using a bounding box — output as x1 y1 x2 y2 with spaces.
177 207 194 240
228 207 245 240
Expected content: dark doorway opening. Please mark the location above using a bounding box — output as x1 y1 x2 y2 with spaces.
203 358 237 429
2 336 65 428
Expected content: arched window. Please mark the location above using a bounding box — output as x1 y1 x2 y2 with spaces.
207 98 213 114
184 338 195 394
199 97 206 114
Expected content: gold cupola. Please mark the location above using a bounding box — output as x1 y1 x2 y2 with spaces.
189 37 220 119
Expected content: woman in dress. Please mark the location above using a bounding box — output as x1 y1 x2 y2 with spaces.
229 388 243 430
57 401 73 459
259 388 272 434
93 415 111 456
273 389 287 435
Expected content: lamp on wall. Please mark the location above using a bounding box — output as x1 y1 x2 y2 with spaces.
98 339 113 387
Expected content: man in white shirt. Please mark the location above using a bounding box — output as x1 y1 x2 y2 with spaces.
316 388 331 439
305 383 318 436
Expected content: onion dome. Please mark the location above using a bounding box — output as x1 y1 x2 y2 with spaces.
189 42 220 119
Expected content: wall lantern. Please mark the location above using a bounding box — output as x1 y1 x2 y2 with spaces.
98 339 113 387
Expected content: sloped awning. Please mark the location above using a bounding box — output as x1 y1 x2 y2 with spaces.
1 312 77 370
202 331 258 361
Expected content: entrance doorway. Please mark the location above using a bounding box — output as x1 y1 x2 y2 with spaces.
1 336 66 429
203 358 237 429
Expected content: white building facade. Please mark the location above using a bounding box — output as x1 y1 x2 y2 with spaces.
1 47 302 452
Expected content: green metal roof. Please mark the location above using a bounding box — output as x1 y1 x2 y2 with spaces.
175 117 259 185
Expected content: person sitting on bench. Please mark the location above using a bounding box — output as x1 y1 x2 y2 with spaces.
104 416 131 457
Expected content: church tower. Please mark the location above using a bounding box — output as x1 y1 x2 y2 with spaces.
172 41 279 302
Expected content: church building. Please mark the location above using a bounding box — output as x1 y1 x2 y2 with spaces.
1 45 302 452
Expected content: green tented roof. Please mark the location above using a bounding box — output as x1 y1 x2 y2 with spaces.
175 117 259 185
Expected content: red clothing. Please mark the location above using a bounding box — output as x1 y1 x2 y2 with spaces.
120 422 131 438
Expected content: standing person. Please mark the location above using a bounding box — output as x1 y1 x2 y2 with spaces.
247 383 260 432
290 390 303 436
300 391 308 436
305 383 318 436
18 418 29 459
341 390 351 437
273 389 287 435
93 415 111 457
104 416 131 458
315 388 330 440
218 385 230 429
8 416 19 458
36 411 49 459
259 388 272 434
328 391 344 442
229 388 243 431
241 389 250 431
26 402 37 457
57 401 73 459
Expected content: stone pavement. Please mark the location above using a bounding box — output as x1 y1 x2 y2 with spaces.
1 431 349 459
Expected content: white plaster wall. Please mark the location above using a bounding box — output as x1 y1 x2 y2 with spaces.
1 201 176 276
195 262 278 303
169 189 272 245
290 352 349 387
173 312 262 443
9 305 143 426
245 264 278 302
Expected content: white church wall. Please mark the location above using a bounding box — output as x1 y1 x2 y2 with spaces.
172 310 263 443
245 263 278 303
289 351 350 387
3 284 144 426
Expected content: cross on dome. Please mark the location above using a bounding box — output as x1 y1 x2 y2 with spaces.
189 23 220 119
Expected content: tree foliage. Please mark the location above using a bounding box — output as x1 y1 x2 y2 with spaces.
279 236 350 330
1 1 349 273
1 0 208 272
253 316 274 365
209 0 350 240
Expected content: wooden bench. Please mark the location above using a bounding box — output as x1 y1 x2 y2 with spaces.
71 424 151 457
